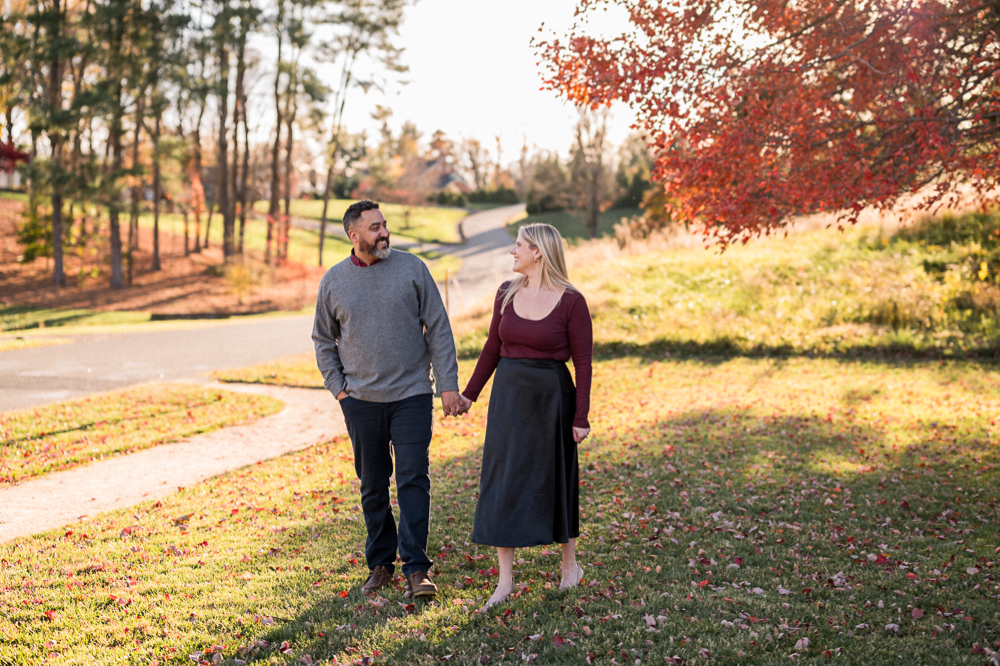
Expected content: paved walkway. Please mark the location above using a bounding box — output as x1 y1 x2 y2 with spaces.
441 204 523 313
0 382 346 542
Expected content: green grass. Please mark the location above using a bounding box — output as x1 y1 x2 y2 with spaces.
0 385 282 484
571 221 1000 359
1 358 998 665
213 353 323 388
0 190 28 202
252 199 467 245
0 334 72 352
509 208 641 243
0 306 153 333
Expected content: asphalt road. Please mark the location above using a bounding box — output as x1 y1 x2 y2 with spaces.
0 315 315 413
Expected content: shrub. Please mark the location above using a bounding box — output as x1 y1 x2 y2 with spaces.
466 187 519 204
426 191 467 208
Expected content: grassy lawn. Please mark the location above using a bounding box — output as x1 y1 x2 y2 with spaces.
2 357 999 664
0 190 29 202
0 385 282 484
0 335 72 352
213 352 323 388
571 220 1000 359
251 200 467 245
0 306 153 333
508 208 641 243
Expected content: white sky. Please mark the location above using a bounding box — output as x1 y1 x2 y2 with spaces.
331 0 637 159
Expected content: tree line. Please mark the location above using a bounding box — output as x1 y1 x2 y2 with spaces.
0 0 406 287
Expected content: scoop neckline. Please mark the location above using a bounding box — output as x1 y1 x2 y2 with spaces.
511 289 566 322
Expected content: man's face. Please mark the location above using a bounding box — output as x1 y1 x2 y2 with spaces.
351 209 391 260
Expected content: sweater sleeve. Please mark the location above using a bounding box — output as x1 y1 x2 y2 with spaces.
462 284 506 401
312 279 347 397
566 291 593 429
417 259 460 393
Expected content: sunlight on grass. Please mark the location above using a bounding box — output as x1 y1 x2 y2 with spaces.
0 385 282 483
508 208 640 243
0 335 72 352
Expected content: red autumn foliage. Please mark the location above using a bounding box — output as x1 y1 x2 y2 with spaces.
536 1 1000 245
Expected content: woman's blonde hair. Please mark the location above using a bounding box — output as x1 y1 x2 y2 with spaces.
501 223 574 314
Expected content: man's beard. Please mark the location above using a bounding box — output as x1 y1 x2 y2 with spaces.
360 236 390 260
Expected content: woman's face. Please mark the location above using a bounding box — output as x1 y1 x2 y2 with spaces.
511 232 539 275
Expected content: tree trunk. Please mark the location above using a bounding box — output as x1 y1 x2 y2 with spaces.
266 0 285 265
191 97 206 252
109 91 125 289
204 184 215 248
281 60 297 262
127 91 145 284
231 12 247 257
152 111 162 271
182 204 190 256
107 6 125 289
217 29 233 260
238 71 250 255
47 0 66 287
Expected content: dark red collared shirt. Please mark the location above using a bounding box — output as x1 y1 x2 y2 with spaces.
350 249 382 267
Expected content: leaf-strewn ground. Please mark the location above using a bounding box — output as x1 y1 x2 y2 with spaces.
0 385 283 484
2 357 998 665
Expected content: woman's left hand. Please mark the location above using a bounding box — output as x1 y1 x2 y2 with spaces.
573 427 590 443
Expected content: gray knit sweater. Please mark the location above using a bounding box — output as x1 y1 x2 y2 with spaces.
312 250 460 402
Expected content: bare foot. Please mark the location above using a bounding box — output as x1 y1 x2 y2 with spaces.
559 563 583 590
483 576 514 609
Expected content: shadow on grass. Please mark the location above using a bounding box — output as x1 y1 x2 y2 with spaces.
235 402 997 664
591 336 1000 365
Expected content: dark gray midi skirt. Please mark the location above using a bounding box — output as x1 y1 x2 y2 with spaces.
471 357 579 548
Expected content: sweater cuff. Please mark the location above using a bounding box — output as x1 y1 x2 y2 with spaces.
324 377 347 397
573 416 590 429
437 375 460 393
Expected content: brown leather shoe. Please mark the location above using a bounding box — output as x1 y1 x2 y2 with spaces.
361 566 393 594
407 571 437 598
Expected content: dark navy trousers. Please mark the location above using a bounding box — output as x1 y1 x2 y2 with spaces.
338 393 433 576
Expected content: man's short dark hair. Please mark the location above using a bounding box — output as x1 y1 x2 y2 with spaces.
343 200 380 235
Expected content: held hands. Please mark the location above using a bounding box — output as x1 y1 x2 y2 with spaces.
441 391 473 417
573 427 590 443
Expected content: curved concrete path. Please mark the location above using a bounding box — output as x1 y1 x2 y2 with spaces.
0 382 346 542
445 203 524 313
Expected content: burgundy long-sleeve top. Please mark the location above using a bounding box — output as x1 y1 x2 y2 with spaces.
462 282 593 429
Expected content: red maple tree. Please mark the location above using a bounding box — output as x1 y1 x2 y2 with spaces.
537 1 1000 244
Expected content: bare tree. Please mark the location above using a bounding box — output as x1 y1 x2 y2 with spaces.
570 107 611 239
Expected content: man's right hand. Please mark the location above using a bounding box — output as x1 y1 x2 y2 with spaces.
336 391 348 400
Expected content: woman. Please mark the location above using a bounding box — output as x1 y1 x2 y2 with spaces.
459 223 593 608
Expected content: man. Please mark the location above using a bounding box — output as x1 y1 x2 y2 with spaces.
313 199 466 599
